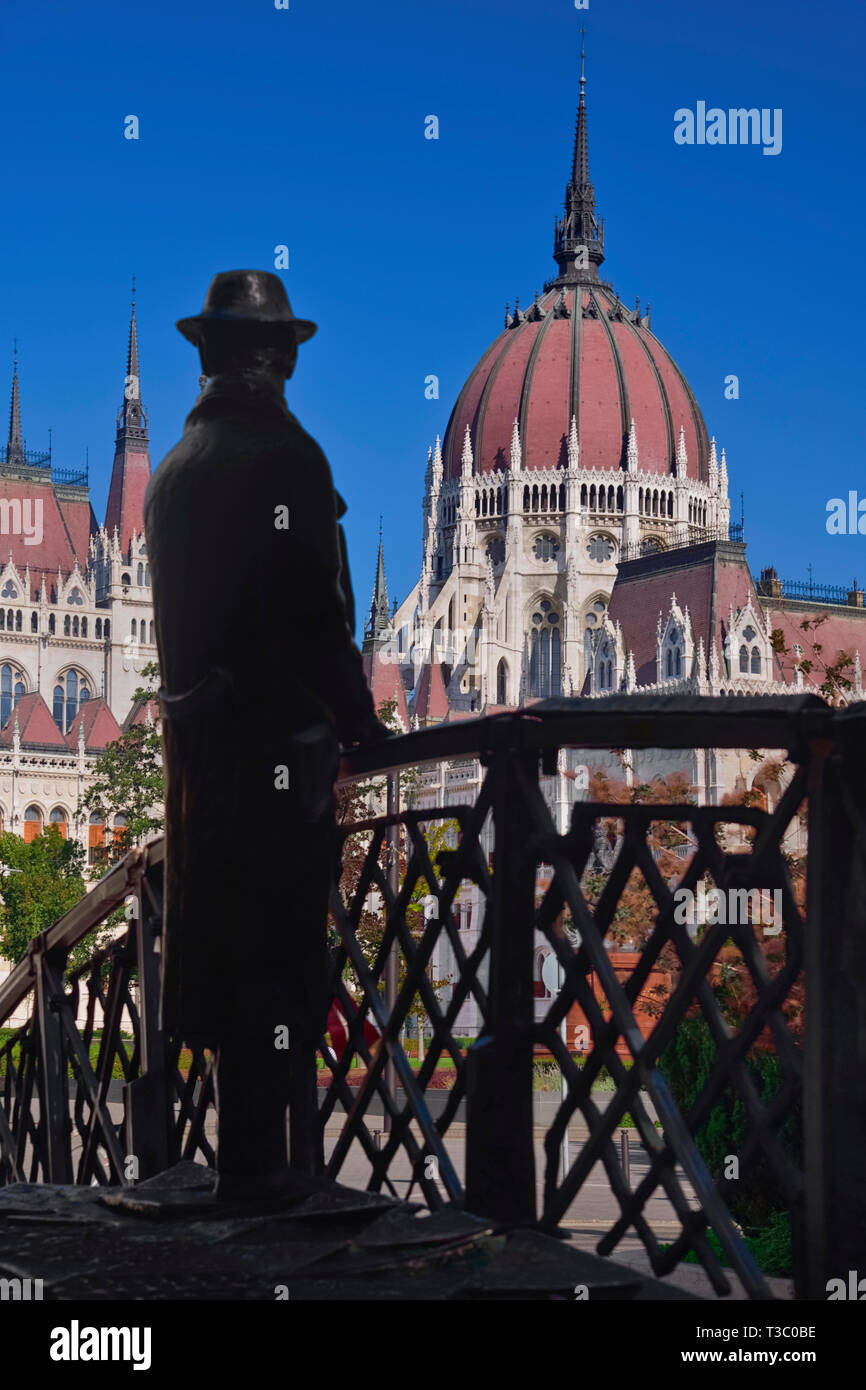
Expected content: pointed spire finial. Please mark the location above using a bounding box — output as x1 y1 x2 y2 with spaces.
6 348 26 468
364 526 390 647
461 423 473 475
510 418 522 473
676 423 688 476
568 413 579 470
554 30 604 282
118 284 147 438
626 417 638 471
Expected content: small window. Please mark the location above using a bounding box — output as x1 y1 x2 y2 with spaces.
587 534 614 563
533 535 560 563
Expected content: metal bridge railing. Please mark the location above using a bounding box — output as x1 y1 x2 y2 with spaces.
0 694 864 1302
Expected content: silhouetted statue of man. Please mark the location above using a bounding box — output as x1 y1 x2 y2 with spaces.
144 270 387 1197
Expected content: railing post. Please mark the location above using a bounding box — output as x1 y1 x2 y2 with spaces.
803 707 866 1298
34 945 73 1185
465 734 538 1222
124 855 172 1180
383 772 400 1136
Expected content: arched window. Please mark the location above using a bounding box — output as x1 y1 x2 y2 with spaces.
95 618 102 639
53 669 89 733
137 563 143 585
1 664 24 727
72 616 79 637
675 647 682 677
48 614 55 635
528 602 562 698
668 493 674 518
121 573 131 587
739 645 749 674
23 805 43 844
750 646 761 674
64 615 71 636
30 612 37 633
589 485 597 510
616 486 624 512
104 620 110 638
496 658 508 706
131 619 137 640
531 485 539 511
49 807 68 840
523 486 530 511
81 617 87 637
580 484 587 507
149 622 155 644
112 813 129 860
88 811 105 866
666 649 673 678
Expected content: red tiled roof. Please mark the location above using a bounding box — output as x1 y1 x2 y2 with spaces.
362 649 410 729
0 692 68 748
761 600 866 689
0 478 93 584
66 698 122 751
105 446 151 554
413 657 450 723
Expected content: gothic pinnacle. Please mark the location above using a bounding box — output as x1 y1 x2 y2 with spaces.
626 418 638 471
6 348 25 468
567 414 579 470
510 418 522 473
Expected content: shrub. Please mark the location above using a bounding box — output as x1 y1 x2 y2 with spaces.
658 1016 802 1235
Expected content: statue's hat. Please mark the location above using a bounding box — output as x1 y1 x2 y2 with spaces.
177 270 317 347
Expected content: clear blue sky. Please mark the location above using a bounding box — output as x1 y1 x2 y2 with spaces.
1 0 864 629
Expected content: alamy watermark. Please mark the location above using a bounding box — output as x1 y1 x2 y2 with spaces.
0 498 42 546
673 885 782 935
674 103 782 156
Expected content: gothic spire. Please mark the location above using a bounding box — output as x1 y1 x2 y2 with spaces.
553 30 605 283
105 285 152 554
6 347 25 468
117 281 147 441
364 520 390 646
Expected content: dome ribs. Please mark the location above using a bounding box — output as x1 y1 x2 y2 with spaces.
611 310 672 474
643 327 710 483
568 288 582 437
443 330 507 479
517 305 556 456
590 288 630 460
475 321 539 475
623 317 675 473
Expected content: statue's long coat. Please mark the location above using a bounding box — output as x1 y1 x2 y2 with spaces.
144 371 378 1048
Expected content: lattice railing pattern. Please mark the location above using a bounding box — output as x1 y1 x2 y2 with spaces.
0 695 863 1302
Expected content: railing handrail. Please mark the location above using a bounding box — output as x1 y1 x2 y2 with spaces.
0 838 164 1027
339 693 839 780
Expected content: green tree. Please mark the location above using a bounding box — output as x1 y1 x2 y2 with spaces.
80 660 164 858
0 827 87 964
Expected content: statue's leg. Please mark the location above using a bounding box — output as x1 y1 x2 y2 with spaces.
214 975 291 1196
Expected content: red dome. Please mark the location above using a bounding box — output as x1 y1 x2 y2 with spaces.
442 284 710 484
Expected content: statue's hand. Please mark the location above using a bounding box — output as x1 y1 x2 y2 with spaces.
343 717 391 748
